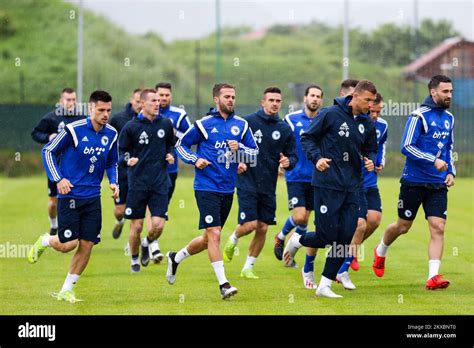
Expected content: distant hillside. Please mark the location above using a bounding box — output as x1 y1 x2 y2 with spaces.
0 0 458 110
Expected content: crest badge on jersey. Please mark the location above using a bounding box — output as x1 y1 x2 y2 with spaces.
157 129 165 138
101 136 109 146
272 130 281 140
231 126 240 136
444 120 450 130
358 124 365 134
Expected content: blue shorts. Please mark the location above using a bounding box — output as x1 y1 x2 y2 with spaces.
47 178 57 197
195 191 233 229
397 183 448 221
58 197 102 244
125 189 168 220
358 186 368 220
365 187 382 212
237 188 277 225
114 172 128 205
286 182 314 211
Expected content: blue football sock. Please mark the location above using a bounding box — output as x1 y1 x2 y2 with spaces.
281 216 296 236
295 224 307 236
338 256 354 274
303 254 315 273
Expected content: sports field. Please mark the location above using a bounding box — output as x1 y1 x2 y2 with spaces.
0 175 472 315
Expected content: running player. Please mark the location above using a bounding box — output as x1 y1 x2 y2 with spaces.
373 75 455 290
222 86 297 279
28 90 119 303
275 84 323 289
119 89 175 272
167 83 258 299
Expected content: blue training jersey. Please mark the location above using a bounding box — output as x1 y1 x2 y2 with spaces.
42 118 118 199
284 109 316 183
400 96 455 184
160 105 191 174
363 117 388 188
176 110 258 194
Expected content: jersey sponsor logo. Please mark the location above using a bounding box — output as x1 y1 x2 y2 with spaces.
338 122 349 137
64 229 72 238
81 136 89 142
101 136 109 146
90 156 97 163
437 142 444 149
231 126 240 136
254 129 263 143
431 121 437 126
320 205 328 214
272 130 281 140
89 164 95 173
157 129 165 138
211 127 219 133
432 131 449 139
288 197 298 209
83 146 105 155
214 140 228 149
358 124 365 134
296 121 303 127
139 131 149 144
444 120 450 129
205 215 214 224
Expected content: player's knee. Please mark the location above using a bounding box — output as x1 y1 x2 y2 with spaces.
48 198 57 210
206 228 221 242
293 213 306 225
115 206 125 219
430 222 445 237
59 240 78 253
397 220 412 234
357 218 367 232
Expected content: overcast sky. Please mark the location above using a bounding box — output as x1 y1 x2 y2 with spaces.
69 0 473 41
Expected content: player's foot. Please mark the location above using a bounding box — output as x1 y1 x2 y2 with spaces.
316 286 343 298
426 274 450 290
220 282 238 300
140 244 150 267
240 268 259 279
372 246 385 277
49 227 58 236
27 233 48 264
131 264 140 273
149 240 164 264
301 268 317 289
112 223 123 239
166 251 179 285
283 233 301 267
52 290 82 303
274 233 285 261
336 271 357 290
350 257 360 271
223 238 236 263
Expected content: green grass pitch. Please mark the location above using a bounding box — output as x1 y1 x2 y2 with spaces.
0 175 472 314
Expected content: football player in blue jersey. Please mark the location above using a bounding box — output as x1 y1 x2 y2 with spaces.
28 91 119 303
168 83 258 299
274 85 323 289
373 75 455 290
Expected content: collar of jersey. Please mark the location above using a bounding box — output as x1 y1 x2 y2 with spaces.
257 108 279 122
86 117 106 133
137 112 161 122
209 110 235 120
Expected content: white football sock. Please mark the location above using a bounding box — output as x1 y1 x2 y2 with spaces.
141 237 149 247
211 260 228 285
242 256 257 270
130 255 139 266
277 231 285 240
428 260 441 279
229 231 239 245
376 238 389 257
60 273 79 293
49 217 58 229
116 218 125 225
174 247 190 264
41 235 52 247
